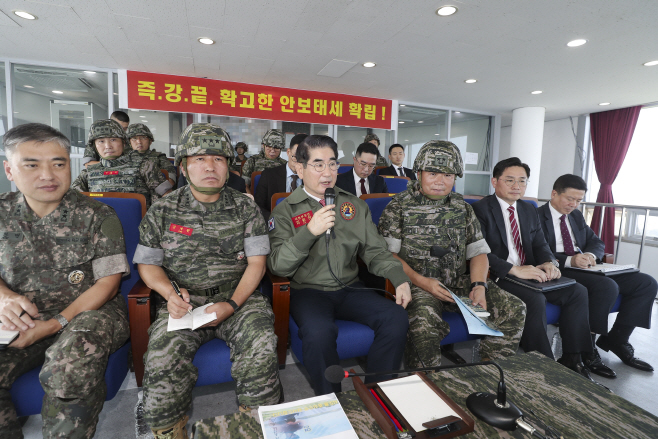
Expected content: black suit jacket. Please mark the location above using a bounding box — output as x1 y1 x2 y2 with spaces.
379 165 417 180
254 164 292 219
335 170 388 196
472 195 555 279
537 203 605 268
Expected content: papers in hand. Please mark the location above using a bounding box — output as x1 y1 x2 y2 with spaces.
167 303 217 332
449 291 503 337
258 393 358 439
378 374 460 432
0 329 19 345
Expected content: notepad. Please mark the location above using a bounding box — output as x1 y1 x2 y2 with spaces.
566 263 639 276
0 329 19 346
167 303 217 331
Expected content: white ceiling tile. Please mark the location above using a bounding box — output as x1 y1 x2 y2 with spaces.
0 8 19 26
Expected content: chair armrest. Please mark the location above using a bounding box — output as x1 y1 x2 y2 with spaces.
266 270 291 368
603 254 614 264
128 279 154 387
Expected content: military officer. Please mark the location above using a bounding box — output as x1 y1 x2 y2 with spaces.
364 133 388 167
241 129 287 187
378 141 526 367
126 123 176 187
133 123 282 439
0 123 130 439
231 141 249 174
71 119 171 208
267 134 411 396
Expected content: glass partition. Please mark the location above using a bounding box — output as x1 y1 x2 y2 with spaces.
450 111 493 172
125 109 186 157
397 105 448 168
0 62 9 193
337 126 393 164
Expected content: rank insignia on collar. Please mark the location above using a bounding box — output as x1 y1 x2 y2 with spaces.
268 217 275 231
68 270 85 285
169 223 193 236
340 202 356 220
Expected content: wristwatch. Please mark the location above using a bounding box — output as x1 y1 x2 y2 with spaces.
227 299 241 314
53 314 69 334
470 282 488 293
550 259 560 269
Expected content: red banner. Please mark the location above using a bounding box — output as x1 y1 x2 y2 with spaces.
120 70 393 130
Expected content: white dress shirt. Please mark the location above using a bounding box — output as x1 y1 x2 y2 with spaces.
548 202 594 266
286 165 301 192
352 169 370 197
496 195 524 266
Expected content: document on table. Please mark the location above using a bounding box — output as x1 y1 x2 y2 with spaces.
167 303 217 331
450 292 504 337
0 329 19 346
378 374 460 432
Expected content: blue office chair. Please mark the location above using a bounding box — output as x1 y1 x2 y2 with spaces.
380 176 410 194
359 194 392 226
251 172 262 193
338 165 353 174
10 193 144 417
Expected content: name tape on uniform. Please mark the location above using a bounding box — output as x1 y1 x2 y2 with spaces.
169 223 193 236
292 211 314 228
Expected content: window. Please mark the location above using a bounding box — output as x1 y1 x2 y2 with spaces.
0 62 9 193
125 109 186 157
336 126 394 163
398 106 448 168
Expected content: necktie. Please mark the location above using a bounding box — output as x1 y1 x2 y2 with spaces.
398 167 404 177
507 205 526 265
360 178 367 195
291 174 298 191
560 215 575 256
319 199 325 207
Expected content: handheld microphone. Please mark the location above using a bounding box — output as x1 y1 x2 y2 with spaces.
324 187 336 241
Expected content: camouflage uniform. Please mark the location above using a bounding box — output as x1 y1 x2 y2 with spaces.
126 123 177 181
241 130 287 186
0 189 130 439
81 119 125 165
378 141 526 368
230 142 248 174
364 133 387 167
133 124 281 432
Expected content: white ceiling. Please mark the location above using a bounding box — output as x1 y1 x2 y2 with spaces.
1 0 658 126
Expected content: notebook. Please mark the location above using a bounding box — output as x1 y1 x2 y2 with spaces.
167 303 217 331
503 274 576 292
0 329 19 349
566 263 639 277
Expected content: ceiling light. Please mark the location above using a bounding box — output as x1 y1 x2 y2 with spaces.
455 111 461 114
434 133 440 135
52 90 63 94
531 90 543 94
567 39 587 47
84 71 96 74
198 37 215 45
362 62 376 68
399 121 405 124
113 92 118 95
400 104 406 107
436 6 458 16
643 60 658 67
418 121 424 123
599 102 611 106
24 85 34 88
13 11 37 20
139 115 145 118
13 111 18 114
464 79 477 83
404 140 409 141
142 120 148 122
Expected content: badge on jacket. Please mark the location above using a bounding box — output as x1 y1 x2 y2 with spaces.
340 202 356 220
68 270 85 285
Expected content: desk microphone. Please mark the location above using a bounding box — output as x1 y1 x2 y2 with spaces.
324 187 336 242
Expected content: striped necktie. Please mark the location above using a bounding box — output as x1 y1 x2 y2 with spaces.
507 205 526 265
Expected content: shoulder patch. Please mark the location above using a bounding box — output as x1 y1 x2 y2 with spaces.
340 202 356 220
100 215 124 241
268 217 276 231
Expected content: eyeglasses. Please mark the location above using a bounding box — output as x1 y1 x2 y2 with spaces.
356 160 376 169
304 161 340 172
500 178 528 187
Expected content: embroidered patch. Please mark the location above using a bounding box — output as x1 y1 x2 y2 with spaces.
169 223 193 236
68 270 85 285
340 202 356 220
103 171 119 175
236 251 245 261
292 211 313 228
0 231 23 242
268 217 276 231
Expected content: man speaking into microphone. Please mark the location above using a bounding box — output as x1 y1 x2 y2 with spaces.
267 135 412 395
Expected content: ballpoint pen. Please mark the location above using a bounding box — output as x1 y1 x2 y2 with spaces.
575 247 593 268
170 280 193 315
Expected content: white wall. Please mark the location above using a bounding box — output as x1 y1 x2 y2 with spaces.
500 117 578 199
616 242 658 281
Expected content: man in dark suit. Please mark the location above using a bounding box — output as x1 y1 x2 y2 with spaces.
538 174 656 376
255 134 307 219
336 142 388 196
473 157 595 380
379 144 416 180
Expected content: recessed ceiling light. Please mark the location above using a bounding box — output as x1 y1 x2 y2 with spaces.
434 133 440 135
84 71 96 74
142 120 148 122
113 92 118 95
363 62 376 68
399 121 405 124
404 139 409 141
198 37 215 45
24 85 34 88
52 90 63 94
643 60 658 67
400 104 406 107
13 11 37 20
567 39 587 47
531 90 543 94
436 6 458 16
139 115 145 118
13 111 19 114
455 111 461 114
418 121 424 123
86 116 92 119
599 102 611 106
464 79 477 83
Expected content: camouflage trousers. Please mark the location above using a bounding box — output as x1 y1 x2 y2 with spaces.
0 296 129 439
142 292 282 430
405 279 526 368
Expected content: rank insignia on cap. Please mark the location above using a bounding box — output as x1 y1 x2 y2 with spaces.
268 217 276 231
340 202 356 220
68 270 85 285
237 251 245 261
103 171 119 175
169 223 193 236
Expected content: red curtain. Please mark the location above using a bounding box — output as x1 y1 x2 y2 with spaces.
589 106 641 253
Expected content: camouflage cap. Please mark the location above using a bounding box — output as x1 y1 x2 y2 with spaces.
364 133 380 145
126 123 154 141
174 123 234 167
413 140 464 178
87 119 126 149
261 129 284 149
235 141 247 151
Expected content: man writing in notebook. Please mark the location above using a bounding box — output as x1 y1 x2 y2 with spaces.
472 158 596 381
538 174 656 376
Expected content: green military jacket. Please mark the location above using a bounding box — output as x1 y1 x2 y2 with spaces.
378 181 490 290
133 185 270 297
267 186 409 291
140 149 176 181
241 151 287 186
71 150 171 208
0 189 129 319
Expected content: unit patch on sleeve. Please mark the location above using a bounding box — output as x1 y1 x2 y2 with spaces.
340 202 356 220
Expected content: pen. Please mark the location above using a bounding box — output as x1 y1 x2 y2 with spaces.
170 281 193 315
575 247 592 268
